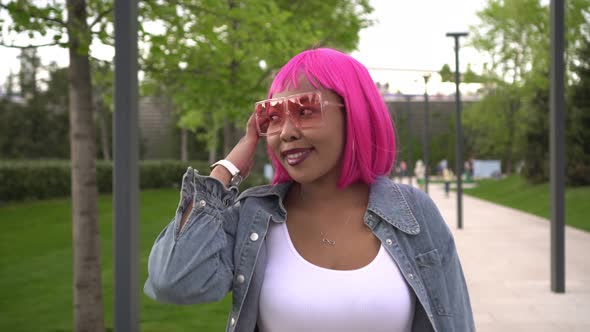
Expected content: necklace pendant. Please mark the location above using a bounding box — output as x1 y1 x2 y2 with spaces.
320 232 336 246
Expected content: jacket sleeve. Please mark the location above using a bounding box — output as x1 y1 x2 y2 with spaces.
416 188 476 331
144 167 239 304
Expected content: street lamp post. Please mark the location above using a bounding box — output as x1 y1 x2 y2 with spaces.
446 31 468 230
422 74 431 194
405 95 413 186
549 0 565 293
114 0 140 331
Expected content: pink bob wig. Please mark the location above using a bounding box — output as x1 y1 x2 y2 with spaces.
267 48 396 189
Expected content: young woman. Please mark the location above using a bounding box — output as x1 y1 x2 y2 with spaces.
145 48 475 332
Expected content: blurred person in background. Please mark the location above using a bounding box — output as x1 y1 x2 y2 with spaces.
414 159 425 190
144 48 474 332
399 160 408 183
443 166 454 198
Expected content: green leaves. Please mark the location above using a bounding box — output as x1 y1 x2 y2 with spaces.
439 63 484 83
1 0 112 52
1 0 67 43
2 0 373 156
467 0 590 177
141 0 373 151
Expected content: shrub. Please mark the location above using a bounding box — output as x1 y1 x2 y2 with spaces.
0 160 208 202
0 159 271 203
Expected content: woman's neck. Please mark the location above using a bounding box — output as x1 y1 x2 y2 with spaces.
294 180 370 212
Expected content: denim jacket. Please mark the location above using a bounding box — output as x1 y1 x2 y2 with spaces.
145 167 475 332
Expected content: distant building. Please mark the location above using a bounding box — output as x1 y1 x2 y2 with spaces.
136 88 482 159
138 95 177 159
383 92 481 139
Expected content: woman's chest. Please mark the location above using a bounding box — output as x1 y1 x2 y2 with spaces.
284 211 381 271
257 221 416 332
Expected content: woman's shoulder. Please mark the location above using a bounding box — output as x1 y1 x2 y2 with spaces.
379 179 451 238
376 178 431 211
235 182 290 223
237 181 291 202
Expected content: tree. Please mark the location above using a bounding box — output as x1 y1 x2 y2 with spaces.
567 34 590 185
17 47 41 98
438 63 484 83
3 70 17 96
141 0 373 161
0 1 112 330
468 0 590 177
469 0 548 174
0 57 70 159
92 59 114 161
521 86 549 183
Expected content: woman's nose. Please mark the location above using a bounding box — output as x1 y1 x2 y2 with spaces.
279 116 301 141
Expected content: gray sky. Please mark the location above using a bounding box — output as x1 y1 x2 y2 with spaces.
0 0 488 95
351 0 488 94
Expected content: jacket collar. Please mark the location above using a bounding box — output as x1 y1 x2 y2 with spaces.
366 177 420 235
237 176 420 235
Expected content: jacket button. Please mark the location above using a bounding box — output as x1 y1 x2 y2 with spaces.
385 239 393 246
408 273 415 279
199 200 206 207
236 274 245 284
230 317 236 326
250 232 259 241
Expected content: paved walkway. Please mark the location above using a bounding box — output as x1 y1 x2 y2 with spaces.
406 180 590 331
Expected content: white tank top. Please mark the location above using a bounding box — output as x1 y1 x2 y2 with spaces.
258 221 416 332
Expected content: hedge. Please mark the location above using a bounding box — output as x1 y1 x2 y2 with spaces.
0 160 268 202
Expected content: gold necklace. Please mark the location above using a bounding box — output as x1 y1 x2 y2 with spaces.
319 214 355 247
320 233 337 246
299 186 355 248
319 215 351 246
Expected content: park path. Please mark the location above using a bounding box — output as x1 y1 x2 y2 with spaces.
401 179 590 331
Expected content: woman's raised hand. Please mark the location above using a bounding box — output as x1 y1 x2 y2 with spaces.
211 113 261 184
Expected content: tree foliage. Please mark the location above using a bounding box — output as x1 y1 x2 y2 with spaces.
140 0 373 155
567 34 590 185
1 1 113 331
438 63 484 83
0 60 70 159
466 0 590 181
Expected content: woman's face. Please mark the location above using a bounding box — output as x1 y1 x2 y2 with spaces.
266 76 346 185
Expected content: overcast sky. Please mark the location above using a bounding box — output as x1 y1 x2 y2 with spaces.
350 0 488 94
0 0 488 95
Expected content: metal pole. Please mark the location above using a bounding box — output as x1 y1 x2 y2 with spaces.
114 0 140 330
423 74 430 194
446 32 468 230
550 0 565 293
406 95 413 186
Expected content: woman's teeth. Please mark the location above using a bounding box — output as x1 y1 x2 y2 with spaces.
285 149 312 166
287 152 306 158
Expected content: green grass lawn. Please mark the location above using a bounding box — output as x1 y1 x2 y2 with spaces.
0 189 230 331
463 175 590 232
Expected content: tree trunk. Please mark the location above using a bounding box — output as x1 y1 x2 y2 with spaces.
505 100 517 174
97 102 111 161
208 129 218 165
67 0 105 331
223 118 234 156
181 128 188 162
224 0 239 157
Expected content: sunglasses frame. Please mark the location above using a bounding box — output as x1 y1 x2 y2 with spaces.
254 91 344 137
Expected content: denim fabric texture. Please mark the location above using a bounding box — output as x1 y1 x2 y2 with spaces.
144 167 475 332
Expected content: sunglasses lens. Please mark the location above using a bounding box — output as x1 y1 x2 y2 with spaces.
287 92 323 129
256 99 285 135
255 92 323 135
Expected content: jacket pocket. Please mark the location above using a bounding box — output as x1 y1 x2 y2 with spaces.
415 249 453 316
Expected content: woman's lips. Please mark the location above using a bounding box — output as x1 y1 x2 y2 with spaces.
283 148 313 166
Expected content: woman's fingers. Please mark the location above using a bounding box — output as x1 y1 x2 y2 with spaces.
225 112 261 178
